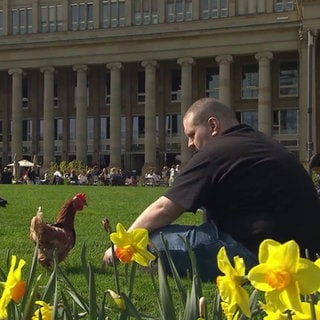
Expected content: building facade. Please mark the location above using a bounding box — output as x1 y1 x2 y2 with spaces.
0 0 319 174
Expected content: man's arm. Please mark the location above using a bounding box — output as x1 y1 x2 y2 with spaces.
103 196 185 265
128 196 185 231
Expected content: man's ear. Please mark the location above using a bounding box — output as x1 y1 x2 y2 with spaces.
208 117 220 136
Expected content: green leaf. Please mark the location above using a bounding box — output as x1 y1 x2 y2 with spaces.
60 290 74 320
21 243 39 311
211 287 223 320
66 289 89 314
52 261 59 320
160 233 187 306
183 276 199 320
121 292 143 319
59 266 89 313
80 241 90 284
128 262 137 299
184 237 203 297
21 274 42 320
88 262 98 320
98 291 107 320
157 255 176 320
41 266 57 303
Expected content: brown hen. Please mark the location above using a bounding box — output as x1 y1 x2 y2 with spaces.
29 193 87 269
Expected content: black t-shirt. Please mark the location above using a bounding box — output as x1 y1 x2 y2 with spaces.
165 124 320 257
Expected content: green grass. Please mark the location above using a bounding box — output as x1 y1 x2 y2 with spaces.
0 184 214 317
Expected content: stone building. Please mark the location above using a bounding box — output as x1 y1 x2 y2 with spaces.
0 0 319 175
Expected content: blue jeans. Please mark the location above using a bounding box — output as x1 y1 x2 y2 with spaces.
149 222 258 282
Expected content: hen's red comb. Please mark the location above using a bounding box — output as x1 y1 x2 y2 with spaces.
73 193 86 203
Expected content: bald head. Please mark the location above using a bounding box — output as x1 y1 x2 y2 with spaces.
183 98 239 150
184 97 238 128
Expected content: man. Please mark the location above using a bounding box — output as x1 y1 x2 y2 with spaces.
103 97 320 281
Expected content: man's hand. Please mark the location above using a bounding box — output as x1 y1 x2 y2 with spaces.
103 247 115 266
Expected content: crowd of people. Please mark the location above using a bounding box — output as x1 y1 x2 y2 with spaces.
0 164 181 186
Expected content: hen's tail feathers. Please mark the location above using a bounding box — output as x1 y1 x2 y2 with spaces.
30 207 44 242
0 198 8 207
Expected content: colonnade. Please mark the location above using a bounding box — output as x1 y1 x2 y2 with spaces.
8 52 274 170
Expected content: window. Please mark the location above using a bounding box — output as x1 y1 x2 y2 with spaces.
22 77 28 108
273 109 298 135
71 2 93 31
236 111 258 129
137 71 145 103
40 5 62 32
171 69 181 102
0 11 3 35
0 120 3 142
201 0 228 19
274 0 294 12
54 119 63 140
134 0 158 25
39 119 44 141
54 77 59 107
121 116 126 142
166 114 181 138
279 61 298 97
206 67 219 98
11 8 32 35
22 120 32 141
100 117 110 139
69 118 76 141
167 0 192 23
132 116 145 139
241 64 258 99
102 0 125 28
87 118 94 140
105 73 110 105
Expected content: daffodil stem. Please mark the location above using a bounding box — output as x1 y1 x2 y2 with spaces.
111 243 120 294
308 294 317 320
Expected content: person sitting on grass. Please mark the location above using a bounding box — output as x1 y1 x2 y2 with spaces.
103 97 320 281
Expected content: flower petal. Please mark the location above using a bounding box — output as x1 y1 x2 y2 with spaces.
296 258 320 294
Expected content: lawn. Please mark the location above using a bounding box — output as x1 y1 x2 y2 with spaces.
0 184 214 318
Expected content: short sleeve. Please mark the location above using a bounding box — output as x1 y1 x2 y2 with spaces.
164 151 212 212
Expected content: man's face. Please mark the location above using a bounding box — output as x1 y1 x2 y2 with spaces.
183 113 215 150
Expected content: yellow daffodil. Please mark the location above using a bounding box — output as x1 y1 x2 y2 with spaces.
247 239 320 314
289 301 320 320
0 255 26 320
216 246 251 318
107 289 125 310
110 223 156 267
220 301 240 320
32 300 53 320
261 301 320 320
259 301 294 320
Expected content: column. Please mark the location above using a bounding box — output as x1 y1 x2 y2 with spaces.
215 55 233 106
255 51 273 135
178 57 194 165
41 66 55 169
141 60 158 172
3 0 8 35
61 0 69 32
299 45 308 160
107 62 122 169
73 64 88 164
93 0 100 29
8 68 23 163
32 0 39 33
